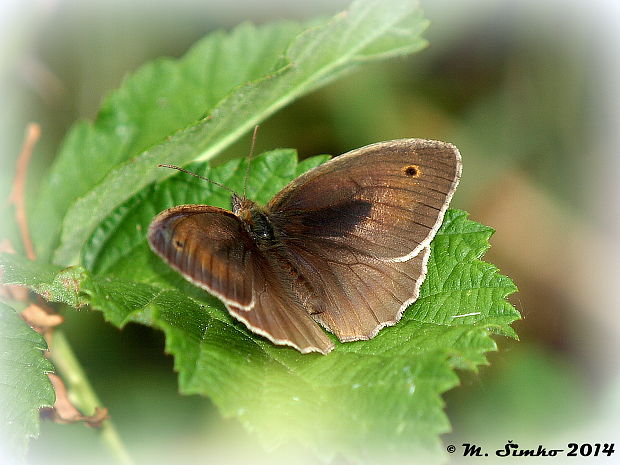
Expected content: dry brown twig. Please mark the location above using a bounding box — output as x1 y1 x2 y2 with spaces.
8 123 40 260
41 374 109 427
3 123 109 428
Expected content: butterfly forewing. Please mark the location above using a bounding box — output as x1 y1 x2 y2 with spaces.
267 139 461 341
268 139 461 261
148 205 257 308
148 205 334 354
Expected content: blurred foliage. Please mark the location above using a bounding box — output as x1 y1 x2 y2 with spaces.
0 303 55 463
445 344 591 441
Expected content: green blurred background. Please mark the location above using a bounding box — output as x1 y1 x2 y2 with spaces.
1 0 619 463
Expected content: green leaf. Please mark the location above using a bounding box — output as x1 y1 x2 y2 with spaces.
30 0 428 265
0 255 88 309
0 303 55 463
2 150 519 463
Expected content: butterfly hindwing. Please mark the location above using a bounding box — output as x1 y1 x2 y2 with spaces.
226 251 334 354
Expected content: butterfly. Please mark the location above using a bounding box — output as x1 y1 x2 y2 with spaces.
148 139 461 354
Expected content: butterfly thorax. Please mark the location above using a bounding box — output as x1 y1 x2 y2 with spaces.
232 194 275 244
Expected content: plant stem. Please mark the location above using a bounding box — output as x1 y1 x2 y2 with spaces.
50 329 135 465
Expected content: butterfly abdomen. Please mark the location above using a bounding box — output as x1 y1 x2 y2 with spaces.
241 206 324 316
276 253 325 316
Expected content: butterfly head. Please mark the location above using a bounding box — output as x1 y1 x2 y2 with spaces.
232 193 255 220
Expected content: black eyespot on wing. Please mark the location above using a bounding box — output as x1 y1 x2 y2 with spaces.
403 165 421 177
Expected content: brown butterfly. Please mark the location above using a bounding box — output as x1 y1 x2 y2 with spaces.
148 139 461 354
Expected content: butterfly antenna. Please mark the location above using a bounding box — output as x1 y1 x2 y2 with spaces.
243 125 260 198
158 164 236 195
